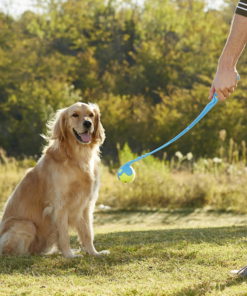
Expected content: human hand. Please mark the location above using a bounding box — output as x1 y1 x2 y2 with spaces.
208 67 239 101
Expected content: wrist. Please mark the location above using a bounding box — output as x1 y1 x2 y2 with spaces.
218 55 237 71
218 58 236 71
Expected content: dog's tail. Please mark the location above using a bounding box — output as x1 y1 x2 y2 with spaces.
0 217 37 255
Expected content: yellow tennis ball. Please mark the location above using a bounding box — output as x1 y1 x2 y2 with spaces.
117 165 136 183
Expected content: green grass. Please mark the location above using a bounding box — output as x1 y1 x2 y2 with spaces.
2 152 247 295
1 209 247 296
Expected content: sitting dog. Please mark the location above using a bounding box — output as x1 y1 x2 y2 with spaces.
0 102 109 258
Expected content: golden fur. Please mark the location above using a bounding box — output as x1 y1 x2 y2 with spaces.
0 102 109 258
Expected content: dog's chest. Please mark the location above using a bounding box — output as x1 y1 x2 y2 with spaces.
66 165 96 209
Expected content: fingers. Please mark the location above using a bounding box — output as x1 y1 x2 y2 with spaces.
217 90 226 101
221 88 230 98
209 70 240 101
216 86 236 101
212 84 237 101
209 86 227 101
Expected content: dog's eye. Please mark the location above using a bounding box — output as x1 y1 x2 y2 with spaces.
72 113 79 118
89 113 94 118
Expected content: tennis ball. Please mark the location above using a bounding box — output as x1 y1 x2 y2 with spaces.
117 164 136 183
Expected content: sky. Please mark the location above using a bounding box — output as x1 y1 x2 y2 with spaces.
0 0 226 16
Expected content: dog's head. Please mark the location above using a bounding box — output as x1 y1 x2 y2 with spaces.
50 102 105 146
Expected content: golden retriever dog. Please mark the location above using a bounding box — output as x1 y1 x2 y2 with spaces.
0 102 109 258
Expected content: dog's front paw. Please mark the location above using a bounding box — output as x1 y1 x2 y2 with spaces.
64 251 83 259
94 250 110 256
72 254 84 258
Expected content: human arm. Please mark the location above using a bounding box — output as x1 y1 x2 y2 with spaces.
209 3 247 101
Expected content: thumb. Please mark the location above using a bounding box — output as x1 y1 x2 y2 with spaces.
208 85 215 100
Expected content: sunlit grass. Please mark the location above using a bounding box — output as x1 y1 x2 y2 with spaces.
1 210 247 296
2 147 247 295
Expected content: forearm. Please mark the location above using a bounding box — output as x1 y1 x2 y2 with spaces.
218 11 247 70
209 1 247 100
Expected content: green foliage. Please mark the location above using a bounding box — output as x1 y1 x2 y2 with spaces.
0 0 246 160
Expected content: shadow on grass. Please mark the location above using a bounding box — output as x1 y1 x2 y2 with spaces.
173 276 247 296
0 225 247 277
95 208 247 226
95 208 196 224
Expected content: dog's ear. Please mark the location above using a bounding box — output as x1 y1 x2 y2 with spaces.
49 108 67 141
91 104 105 145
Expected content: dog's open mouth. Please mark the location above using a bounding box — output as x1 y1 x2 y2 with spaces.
73 129 92 144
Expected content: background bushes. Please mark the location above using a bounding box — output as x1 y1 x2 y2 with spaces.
0 0 245 162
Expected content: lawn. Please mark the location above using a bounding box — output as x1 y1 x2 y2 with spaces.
1 209 247 296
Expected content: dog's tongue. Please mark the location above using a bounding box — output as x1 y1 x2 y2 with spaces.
80 132 91 143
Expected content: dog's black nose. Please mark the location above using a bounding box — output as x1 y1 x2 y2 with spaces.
83 120 92 129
